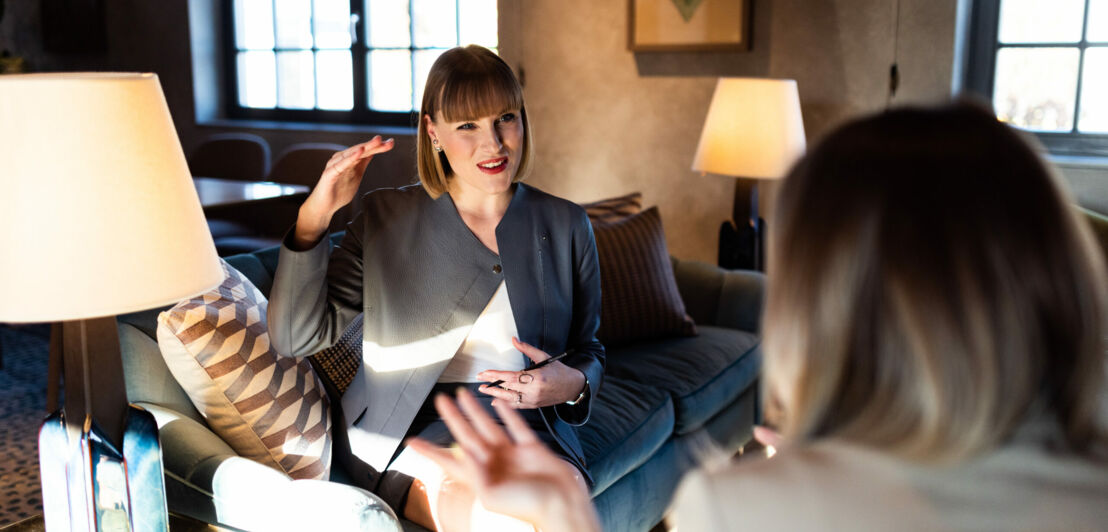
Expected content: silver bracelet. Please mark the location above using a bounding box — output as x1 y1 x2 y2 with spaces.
565 377 589 406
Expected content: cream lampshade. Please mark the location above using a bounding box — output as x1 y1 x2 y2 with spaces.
0 72 222 531
691 78 806 270
0 72 222 322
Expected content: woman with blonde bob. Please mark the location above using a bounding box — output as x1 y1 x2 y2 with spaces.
412 102 1108 530
269 45 603 531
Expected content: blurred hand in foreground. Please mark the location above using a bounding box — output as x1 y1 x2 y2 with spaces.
407 388 600 532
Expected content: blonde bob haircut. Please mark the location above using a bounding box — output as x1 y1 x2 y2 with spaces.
416 45 534 198
764 101 1108 462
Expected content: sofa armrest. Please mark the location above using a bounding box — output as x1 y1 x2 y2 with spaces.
135 402 241 488
137 401 401 531
671 258 765 334
1079 206 1108 260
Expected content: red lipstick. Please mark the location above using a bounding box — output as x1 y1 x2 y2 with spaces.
477 156 508 174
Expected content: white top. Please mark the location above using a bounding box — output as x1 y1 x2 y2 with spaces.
670 422 1108 531
438 281 525 383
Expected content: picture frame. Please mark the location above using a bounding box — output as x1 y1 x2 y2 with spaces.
629 0 752 52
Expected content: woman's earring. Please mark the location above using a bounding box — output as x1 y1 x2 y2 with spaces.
432 139 442 153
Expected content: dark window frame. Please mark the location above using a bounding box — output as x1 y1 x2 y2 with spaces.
221 0 474 128
964 0 1108 157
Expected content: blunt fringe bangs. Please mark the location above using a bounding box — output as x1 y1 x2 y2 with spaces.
417 45 533 198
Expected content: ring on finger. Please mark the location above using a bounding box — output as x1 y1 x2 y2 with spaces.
518 372 533 385
516 392 523 405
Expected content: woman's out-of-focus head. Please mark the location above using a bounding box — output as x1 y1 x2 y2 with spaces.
763 101 1107 461
416 45 533 198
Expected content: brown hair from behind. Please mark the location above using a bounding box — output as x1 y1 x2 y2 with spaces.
764 101 1108 462
416 45 534 198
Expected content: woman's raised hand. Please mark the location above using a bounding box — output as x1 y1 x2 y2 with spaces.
406 389 600 532
477 338 587 409
294 136 394 248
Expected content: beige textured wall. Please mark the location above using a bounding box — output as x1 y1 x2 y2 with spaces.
499 0 960 262
0 0 980 257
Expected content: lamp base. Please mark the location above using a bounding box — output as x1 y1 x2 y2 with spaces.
719 218 764 270
39 403 169 532
40 316 168 532
720 178 766 271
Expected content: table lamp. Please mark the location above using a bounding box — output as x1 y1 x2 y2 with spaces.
692 78 806 270
0 73 223 531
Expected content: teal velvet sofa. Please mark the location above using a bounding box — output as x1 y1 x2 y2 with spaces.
116 236 763 531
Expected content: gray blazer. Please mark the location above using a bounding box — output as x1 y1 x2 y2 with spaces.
268 183 604 487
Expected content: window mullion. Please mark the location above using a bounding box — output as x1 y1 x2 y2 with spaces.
224 1 240 112
1070 0 1093 133
311 0 318 110
272 0 280 109
352 0 367 117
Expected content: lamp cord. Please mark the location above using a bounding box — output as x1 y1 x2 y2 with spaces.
80 320 93 428
517 1 526 87
887 0 902 107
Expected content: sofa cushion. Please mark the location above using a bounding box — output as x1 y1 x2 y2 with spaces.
592 207 696 346
577 376 675 494
157 258 332 480
581 192 643 225
606 325 760 434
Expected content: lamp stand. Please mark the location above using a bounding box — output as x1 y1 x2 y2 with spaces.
719 178 764 270
39 317 169 531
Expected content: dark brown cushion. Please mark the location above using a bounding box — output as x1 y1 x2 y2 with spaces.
593 207 696 346
581 192 643 225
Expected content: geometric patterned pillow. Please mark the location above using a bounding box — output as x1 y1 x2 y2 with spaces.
592 207 697 346
156 259 331 480
581 192 643 225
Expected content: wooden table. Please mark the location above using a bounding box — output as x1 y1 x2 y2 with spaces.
193 176 309 210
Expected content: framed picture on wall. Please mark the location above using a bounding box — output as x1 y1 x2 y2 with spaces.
629 0 752 52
